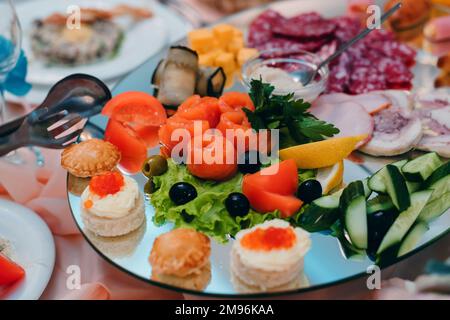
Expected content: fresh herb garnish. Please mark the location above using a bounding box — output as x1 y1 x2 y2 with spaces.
244 79 339 148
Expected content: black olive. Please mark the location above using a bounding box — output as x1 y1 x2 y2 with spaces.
180 210 195 223
367 210 397 256
144 180 155 194
237 151 262 174
142 155 168 178
169 182 197 205
297 179 322 204
225 192 250 217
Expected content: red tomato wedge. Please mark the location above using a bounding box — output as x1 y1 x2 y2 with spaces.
244 159 298 196
219 92 255 112
177 97 221 128
104 119 147 174
133 125 160 148
242 160 302 217
102 91 167 127
187 131 237 181
0 253 25 286
242 178 302 218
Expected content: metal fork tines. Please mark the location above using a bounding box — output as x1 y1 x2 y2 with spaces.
0 109 85 157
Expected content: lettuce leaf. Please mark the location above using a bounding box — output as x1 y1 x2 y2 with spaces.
151 160 280 243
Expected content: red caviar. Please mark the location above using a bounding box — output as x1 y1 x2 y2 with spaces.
89 171 124 197
240 227 296 251
84 200 93 209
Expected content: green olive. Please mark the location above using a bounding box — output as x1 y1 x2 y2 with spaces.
142 155 168 178
144 180 155 195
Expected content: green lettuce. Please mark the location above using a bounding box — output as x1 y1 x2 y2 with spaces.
151 160 280 243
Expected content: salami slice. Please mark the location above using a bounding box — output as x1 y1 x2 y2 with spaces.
248 9 285 46
257 38 327 58
310 101 373 146
273 18 336 39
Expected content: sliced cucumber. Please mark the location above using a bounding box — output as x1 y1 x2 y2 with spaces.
377 190 432 255
367 195 395 214
406 180 420 194
397 222 429 257
368 159 407 193
298 192 341 232
340 181 368 249
331 221 366 260
418 192 450 222
423 161 450 203
362 178 372 198
384 165 411 211
401 152 443 182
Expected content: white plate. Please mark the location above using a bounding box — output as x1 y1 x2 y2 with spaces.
0 198 55 300
16 0 170 86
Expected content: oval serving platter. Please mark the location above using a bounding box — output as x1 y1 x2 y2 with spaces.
69 0 450 297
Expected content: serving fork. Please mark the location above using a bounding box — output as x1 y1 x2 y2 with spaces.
0 108 84 157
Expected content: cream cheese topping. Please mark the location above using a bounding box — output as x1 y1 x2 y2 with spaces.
81 176 139 219
234 219 311 272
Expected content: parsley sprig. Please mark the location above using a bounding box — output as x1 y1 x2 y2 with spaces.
244 79 339 148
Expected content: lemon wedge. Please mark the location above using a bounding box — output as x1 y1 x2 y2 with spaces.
316 160 344 194
279 135 367 169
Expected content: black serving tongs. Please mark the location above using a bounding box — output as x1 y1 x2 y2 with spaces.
0 74 111 137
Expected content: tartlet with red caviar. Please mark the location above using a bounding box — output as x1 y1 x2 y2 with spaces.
80 171 144 237
230 219 311 291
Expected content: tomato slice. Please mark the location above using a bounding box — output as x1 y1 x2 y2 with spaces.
219 92 255 112
133 125 160 148
104 119 147 174
187 131 237 181
102 91 167 127
0 253 25 286
242 178 303 218
177 97 221 128
244 160 298 196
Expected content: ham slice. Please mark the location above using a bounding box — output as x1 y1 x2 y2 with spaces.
310 101 373 147
313 92 391 114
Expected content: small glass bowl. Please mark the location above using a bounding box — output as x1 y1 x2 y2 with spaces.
241 49 329 102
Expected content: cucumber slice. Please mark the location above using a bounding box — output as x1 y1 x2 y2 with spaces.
377 190 432 255
406 181 420 194
298 193 341 232
384 165 411 211
368 160 407 193
418 192 450 222
362 178 372 198
423 161 450 203
340 181 367 249
331 221 366 260
401 152 443 182
397 222 429 257
367 195 395 214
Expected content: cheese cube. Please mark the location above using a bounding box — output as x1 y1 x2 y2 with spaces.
198 49 223 66
188 28 215 54
215 52 236 74
227 36 244 55
237 48 259 66
213 24 235 49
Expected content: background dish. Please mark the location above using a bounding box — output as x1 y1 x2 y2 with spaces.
16 0 170 86
69 0 450 297
0 199 55 300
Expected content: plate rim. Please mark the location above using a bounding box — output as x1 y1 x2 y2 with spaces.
67 124 450 297
0 198 56 300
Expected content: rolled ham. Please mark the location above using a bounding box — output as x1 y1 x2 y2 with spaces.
359 106 423 156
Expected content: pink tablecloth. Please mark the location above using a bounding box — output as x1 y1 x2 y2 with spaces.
0 148 183 300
